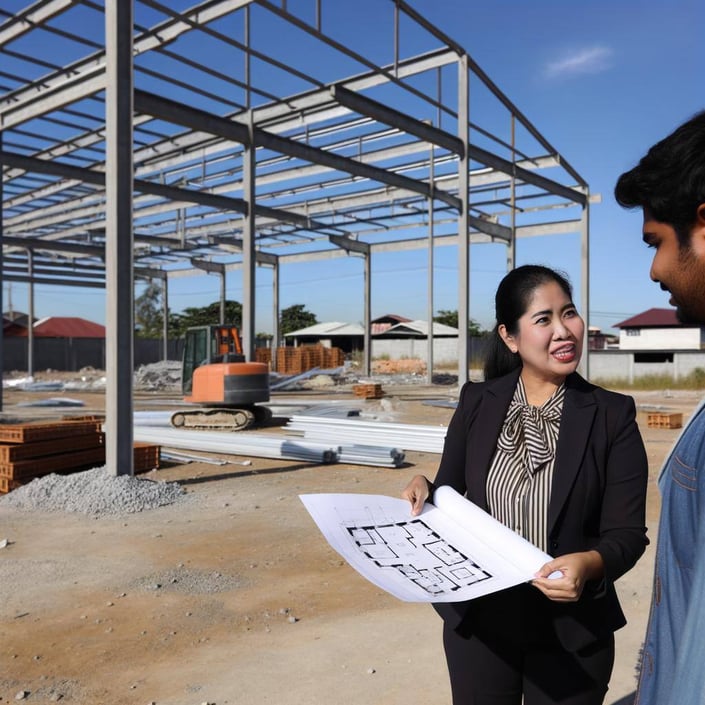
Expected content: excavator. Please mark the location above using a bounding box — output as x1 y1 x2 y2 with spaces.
170 325 271 431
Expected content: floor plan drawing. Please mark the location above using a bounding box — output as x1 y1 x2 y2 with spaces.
347 518 492 596
300 489 554 603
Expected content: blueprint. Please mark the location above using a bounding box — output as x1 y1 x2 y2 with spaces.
300 485 554 602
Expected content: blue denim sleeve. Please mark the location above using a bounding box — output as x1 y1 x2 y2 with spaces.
667 470 705 705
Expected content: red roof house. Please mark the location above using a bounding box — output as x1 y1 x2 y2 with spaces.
371 313 412 335
15 317 106 338
614 308 703 351
614 308 681 329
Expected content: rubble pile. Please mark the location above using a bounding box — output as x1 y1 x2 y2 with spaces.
133 360 182 391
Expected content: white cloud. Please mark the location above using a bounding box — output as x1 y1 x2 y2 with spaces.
543 45 614 79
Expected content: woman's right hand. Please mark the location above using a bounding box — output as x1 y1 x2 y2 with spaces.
401 475 432 516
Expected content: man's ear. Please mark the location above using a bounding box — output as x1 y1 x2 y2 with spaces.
498 324 518 354
692 204 705 248
697 203 705 226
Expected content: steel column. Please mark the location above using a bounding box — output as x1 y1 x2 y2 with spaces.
0 133 3 412
457 54 470 385
105 0 134 477
27 249 34 377
272 259 280 372
426 140 435 385
161 273 169 361
580 191 590 379
507 114 516 272
363 252 371 377
241 112 256 360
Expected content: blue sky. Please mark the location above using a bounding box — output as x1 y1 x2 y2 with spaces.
6 0 703 335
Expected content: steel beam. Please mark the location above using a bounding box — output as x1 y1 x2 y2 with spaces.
330 85 464 155
328 234 370 255
133 90 461 210
0 0 74 46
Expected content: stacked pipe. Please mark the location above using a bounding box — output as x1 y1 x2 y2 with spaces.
285 416 447 454
337 444 405 468
133 427 406 467
133 427 337 464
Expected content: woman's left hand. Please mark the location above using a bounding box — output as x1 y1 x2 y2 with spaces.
530 550 604 602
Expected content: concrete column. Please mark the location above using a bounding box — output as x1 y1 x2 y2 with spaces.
105 0 134 476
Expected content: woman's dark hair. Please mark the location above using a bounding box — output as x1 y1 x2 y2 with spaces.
614 110 705 245
483 264 574 380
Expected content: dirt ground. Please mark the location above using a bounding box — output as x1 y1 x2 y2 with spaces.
0 379 696 705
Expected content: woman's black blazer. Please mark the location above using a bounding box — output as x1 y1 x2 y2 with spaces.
432 368 649 652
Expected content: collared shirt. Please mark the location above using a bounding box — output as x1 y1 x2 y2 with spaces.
486 377 564 553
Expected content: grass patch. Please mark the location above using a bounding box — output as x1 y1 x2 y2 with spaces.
592 368 705 391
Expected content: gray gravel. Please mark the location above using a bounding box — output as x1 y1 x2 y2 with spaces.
130 565 245 594
0 466 186 516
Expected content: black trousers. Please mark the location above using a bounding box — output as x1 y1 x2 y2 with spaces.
441 587 615 705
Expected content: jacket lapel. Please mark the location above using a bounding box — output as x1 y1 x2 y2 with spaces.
466 368 519 510
548 374 597 534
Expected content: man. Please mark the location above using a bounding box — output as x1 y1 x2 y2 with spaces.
614 110 705 705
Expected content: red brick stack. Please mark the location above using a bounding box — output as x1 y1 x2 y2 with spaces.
0 419 160 494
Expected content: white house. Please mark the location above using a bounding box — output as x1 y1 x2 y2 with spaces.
614 308 704 350
284 321 364 353
372 319 459 364
284 318 461 364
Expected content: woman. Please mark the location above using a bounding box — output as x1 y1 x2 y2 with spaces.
403 264 648 705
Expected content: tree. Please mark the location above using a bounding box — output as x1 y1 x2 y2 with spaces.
134 281 164 338
433 309 485 336
280 304 317 336
433 309 458 329
170 300 243 338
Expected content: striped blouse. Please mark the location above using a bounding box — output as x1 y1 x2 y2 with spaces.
486 377 565 553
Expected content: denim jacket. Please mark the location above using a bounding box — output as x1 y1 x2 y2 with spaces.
635 401 705 705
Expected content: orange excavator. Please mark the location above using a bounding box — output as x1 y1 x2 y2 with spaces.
170 325 271 431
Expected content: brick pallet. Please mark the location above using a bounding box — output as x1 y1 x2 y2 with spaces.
352 383 384 399
272 345 345 375
646 412 683 429
0 419 161 494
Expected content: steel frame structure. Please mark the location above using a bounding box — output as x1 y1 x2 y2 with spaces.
0 0 590 475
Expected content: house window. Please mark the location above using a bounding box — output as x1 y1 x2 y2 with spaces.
626 329 640 336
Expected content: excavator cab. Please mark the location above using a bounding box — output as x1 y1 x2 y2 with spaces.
173 325 270 431
181 325 246 395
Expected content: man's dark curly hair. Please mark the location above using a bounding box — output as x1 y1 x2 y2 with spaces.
614 110 705 245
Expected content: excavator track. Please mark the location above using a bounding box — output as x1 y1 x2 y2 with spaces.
170 405 272 431
170 408 256 431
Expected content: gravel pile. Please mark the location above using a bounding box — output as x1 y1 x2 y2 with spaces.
0 466 186 516
130 565 245 594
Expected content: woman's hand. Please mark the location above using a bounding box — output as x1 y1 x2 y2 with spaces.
530 550 604 602
401 475 432 516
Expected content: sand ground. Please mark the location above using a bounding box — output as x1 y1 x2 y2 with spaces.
0 380 695 705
